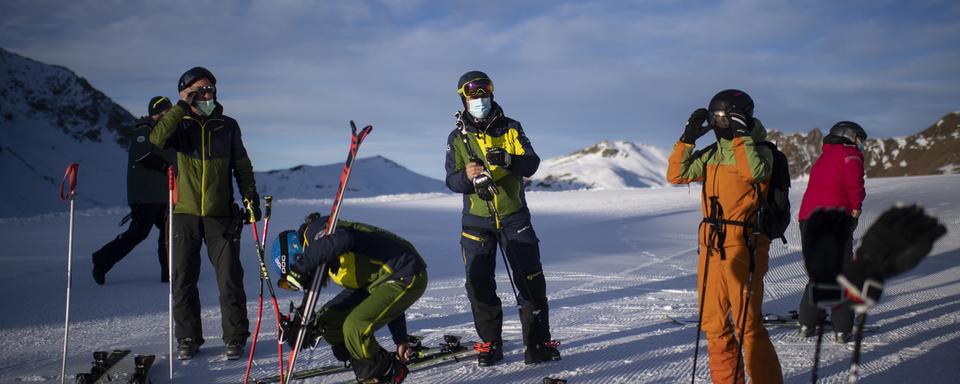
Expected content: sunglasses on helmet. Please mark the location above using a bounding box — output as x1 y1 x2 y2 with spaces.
458 78 494 98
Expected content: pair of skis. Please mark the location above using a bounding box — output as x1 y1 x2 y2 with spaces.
74 350 155 384
258 335 472 384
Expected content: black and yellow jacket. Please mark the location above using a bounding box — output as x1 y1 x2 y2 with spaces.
444 103 540 228
150 100 256 217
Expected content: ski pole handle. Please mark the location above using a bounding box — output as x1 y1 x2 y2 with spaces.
167 166 178 206
264 195 273 220
244 198 258 224
59 163 79 201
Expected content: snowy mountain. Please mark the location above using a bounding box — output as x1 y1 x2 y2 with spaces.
254 156 445 199
767 111 960 179
527 140 669 190
0 47 135 218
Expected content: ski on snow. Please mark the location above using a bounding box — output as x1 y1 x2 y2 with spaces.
258 335 473 383
668 311 879 332
74 349 131 384
128 354 156 384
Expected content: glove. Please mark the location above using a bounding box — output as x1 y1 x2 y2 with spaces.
680 108 711 144
278 267 310 291
242 191 262 224
837 205 946 307
486 147 511 168
472 172 497 201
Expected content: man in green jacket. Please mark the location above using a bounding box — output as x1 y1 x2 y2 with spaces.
150 67 259 361
92 96 175 285
275 213 427 383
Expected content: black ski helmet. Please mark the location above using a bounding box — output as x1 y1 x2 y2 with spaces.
178 66 217 92
708 89 754 120
828 121 867 144
457 71 491 92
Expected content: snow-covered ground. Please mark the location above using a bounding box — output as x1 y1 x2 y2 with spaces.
1 174 958 383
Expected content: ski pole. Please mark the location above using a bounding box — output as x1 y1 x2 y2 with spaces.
691 197 720 384
58 163 78 384
244 195 284 384
811 316 826 383
847 309 868 384
733 228 758 384
167 166 175 383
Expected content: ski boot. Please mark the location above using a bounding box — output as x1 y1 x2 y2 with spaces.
833 332 851 344
177 338 200 360
225 340 244 360
474 341 503 367
525 340 561 365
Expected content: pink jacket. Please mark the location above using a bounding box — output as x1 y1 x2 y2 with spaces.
798 143 865 221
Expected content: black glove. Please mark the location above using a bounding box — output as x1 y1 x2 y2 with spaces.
486 147 512 168
838 205 946 306
242 191 262 224
680 108 711 144
472 172 497 201
802 209 854 306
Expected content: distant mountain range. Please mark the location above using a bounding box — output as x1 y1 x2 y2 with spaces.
3 47 956 218
767 112 960 178
527 140 669 190
254 156 443 199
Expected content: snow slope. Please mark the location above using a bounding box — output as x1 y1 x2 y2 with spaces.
0 48 135 218
528 140 670 190
0 175 958 383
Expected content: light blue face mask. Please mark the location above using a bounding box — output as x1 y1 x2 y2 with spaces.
195 100 216 117
467 97 492 119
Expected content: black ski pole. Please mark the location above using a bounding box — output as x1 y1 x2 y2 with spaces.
691 197 720 384
811 316 826 383
847 310 868 384
733 225 758 383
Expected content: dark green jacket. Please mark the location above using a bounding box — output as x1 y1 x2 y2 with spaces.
127 117 176 205
149 101 256 217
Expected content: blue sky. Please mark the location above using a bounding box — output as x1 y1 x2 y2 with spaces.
2 0 958 179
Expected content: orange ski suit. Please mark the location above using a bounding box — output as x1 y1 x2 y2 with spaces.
667 119 783 384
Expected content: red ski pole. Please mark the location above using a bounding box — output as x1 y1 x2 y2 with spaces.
59 163 78 384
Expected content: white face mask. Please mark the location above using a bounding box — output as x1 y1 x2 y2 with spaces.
467 97 492 119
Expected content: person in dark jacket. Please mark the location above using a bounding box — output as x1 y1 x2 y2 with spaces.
92 96 175 285
444 70 560 367
274 213 427 384
150 67 258 361
796 121 868 343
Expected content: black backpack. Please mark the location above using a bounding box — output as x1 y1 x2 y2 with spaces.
700 141 791 243
756 141 791 243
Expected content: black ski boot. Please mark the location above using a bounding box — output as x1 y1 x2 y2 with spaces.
376 354 409 383
525 340 561 365
177 338 200 360
92 266 106 285
474 341 503 367
225 340 244 360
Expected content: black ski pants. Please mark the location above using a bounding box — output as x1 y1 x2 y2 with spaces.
460 214 551 348
92 203 168 277
172 213 249 345
797 220 854 333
